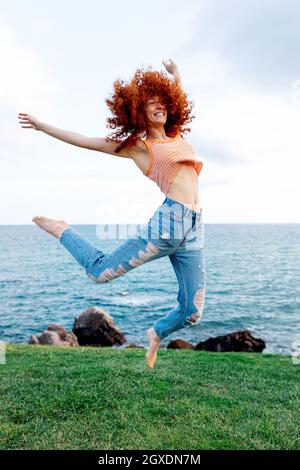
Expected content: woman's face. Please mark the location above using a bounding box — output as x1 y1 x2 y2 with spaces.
144 95 167 127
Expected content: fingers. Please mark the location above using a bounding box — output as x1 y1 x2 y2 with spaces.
18 113 29 119
162 58 176 70
18 113 28 119
18 113 32 128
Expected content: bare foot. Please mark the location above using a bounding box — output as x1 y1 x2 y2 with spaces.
32 216 69 240
146 327 161 368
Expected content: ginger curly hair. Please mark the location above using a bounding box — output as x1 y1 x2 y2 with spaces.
104 65 195 153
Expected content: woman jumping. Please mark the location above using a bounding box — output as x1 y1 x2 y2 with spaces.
18 58 206 369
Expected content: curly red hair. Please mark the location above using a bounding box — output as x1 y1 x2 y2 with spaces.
104 65 195 153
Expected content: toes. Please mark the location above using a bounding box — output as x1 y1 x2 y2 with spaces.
146 347 158 368
147 354 156 368
146 355 154 368
32 215 48 224
32 216 48 222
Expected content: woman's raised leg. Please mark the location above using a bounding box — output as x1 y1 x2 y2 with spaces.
153 247 206 340
58 224 180 283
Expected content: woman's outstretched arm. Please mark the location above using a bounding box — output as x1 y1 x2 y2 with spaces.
18 113 88 147
17 113 135 159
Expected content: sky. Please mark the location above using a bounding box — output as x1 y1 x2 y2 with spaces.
0 0 299 224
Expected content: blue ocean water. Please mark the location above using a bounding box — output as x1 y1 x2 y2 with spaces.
0 224 299 354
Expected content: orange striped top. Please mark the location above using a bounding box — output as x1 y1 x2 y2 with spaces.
140 133 203 195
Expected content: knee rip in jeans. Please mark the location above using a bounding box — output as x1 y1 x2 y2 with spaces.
186 287 206 325
86 241 160 283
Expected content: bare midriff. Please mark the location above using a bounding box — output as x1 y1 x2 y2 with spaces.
133 141 202 214
166 163 201 213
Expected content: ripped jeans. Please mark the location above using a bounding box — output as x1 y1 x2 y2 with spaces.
59 197 206 340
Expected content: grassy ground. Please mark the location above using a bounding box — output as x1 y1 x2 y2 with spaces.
0 344 299 450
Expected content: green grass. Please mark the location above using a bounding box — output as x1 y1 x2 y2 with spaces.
0 344 299 450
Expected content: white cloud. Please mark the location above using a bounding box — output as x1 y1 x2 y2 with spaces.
0 21 65 111
33 18 49 34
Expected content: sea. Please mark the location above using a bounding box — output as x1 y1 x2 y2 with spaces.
0 224 299 355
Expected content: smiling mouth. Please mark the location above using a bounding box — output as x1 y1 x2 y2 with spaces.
154 112 165 117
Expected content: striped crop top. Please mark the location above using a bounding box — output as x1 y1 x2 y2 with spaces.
140 133 203 195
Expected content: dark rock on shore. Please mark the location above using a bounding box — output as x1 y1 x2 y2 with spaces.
167 339 195 349
72 306 126 347
195 330 265 352
28 324 79 347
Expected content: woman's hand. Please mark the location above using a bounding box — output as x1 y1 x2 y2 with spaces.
162 58 179 76
162 58 182 89
18 113 43 131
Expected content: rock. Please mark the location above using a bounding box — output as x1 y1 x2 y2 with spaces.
72 306 126 347
195 330 265 352
28 324 79 347
125 343 145 349
167 339 195 349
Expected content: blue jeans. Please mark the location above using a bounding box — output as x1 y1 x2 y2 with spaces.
59 197 206 340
